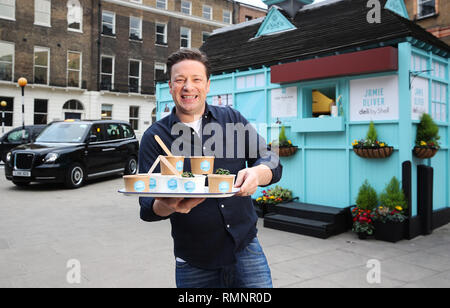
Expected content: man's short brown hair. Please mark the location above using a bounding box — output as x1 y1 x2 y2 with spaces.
167 48 211 80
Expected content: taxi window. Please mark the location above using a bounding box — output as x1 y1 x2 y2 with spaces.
120 124 134 138
7 129 29 142
106 124 123 140
90 124 106 142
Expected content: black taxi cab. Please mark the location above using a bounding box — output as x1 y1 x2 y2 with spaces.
4 120 139 188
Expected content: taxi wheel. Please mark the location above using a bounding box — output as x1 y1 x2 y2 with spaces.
124 156 138 175
65 163 85 189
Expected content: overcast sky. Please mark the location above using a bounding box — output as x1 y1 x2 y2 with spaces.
235 0 327 9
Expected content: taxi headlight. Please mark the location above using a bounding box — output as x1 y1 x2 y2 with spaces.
44 153 59 163
6 152 12 162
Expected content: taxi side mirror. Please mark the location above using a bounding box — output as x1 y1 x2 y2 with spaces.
88 135 98 143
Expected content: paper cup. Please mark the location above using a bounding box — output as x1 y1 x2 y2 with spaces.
161 156 184 175
178 175 206 193
123 174 150 192
158 174 180 193
190 156 215 174
207 174 236 193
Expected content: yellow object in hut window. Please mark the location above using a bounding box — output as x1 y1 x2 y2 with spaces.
312 90 334 116
97 128 101 133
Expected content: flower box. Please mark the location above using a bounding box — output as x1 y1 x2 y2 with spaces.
413 146 438 159
276 146 298 157
353 146 394 159
374 220 406 243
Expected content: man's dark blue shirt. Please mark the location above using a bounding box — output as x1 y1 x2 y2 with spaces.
139 103 282 270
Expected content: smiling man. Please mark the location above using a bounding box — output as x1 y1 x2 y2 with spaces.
138 48 282 288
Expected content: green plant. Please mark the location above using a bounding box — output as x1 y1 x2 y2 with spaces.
181 171 194 178
355 180 378 210
415 113 440 149
352 121 390 149
351 207 374 235
366 121 378 144
256 186 293 205
215 168 230 175
269 125 294 148
379 177 407 210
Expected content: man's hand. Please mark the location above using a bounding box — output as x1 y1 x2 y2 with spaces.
153 197 206 216
234 165 272 197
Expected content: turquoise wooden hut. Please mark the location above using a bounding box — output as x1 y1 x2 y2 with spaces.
156 0 450 239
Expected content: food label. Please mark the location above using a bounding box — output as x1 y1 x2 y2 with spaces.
149 178 157 190
134 180 146 192
184 181 196 192
167 178 178 191
218 181 230 193
176 161 183 172
200 160 210 172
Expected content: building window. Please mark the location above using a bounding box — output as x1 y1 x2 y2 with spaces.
181 1 191 15
156 0 166 10
0 97 13 127
63 99 84 120
100 55 114 90
180 27 191 48
67 0 82 31
34 99 48 124
154 62 166 85
202 32 210 44
34 46 49 85
245 15 253 22
202 5 212 20
431 81 447 122
0 0 15 20
223 10 231 24
417 0 437 18
156 23 167 45
129 106 139 131
67 51 81 88
102 11 115 36
101 104 112 120
129 16 142 40
129 59 141 93
0 41 14 82
35 0 51 27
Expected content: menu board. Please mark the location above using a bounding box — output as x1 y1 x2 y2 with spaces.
350 75 399 121
271 87 298 119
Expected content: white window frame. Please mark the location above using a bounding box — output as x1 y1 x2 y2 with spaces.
129 16 142 40
202 5 212 20
180 27 191 48
154 62 166 85
101 104 113 120
417 0 437 18
181 1 191 15
223 10 232 24
156 0 167 10
67 0 83 33
128 59 142 93
155 22 167 45
33 46 50 85
0 40 14 82
129 106 140 131
34 0 51 27
0 0 15 21
67 51 82 88
100 55 115 90
102 10 116 36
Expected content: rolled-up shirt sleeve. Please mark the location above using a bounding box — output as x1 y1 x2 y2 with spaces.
138 128 170 222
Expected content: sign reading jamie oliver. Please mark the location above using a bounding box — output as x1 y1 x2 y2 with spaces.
411 77 429 121
350 75 399 121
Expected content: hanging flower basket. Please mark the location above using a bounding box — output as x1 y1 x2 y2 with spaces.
353 146 394 159
413 146 438 159
278 146 298 157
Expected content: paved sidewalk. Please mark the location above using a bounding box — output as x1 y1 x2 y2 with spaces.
0 175 449 288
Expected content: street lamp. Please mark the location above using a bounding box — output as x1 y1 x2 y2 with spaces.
18 77 27 141
1 100 6 134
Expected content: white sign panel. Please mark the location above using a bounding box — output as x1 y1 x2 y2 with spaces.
271 87 297 119
350 75 399 121
411 77 429 120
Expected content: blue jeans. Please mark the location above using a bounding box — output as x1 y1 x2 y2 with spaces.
175 237 272 288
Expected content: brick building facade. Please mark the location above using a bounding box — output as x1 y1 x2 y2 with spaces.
0 0 232 138
405 0 450 45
